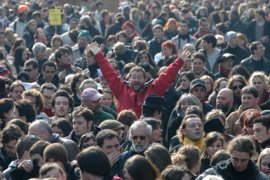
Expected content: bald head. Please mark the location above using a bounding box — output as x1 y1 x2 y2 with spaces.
216 88 234 113
28 120 53 141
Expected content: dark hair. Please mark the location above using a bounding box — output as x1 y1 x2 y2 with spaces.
96 129 119 147
72 107 94 123
78 132 96 150
210 150 230 166
1 124 23 144
241 85 259 98
77 146 111 176
143 118 161 130
51 118 73 137
54 47 71 63
254 116 270 130
51 90 74 112
40 83 57 94
14 47 27 72
29 140 50 157
16 135 40 159
161 165 192 180
117 110 137 126
227 136 256 156
25 59 38 69
192 52 206 63
8 119 29 135
249 41 263 55
42 61 56 72
15 99 36 123
0 98 14 120
202 34 217 47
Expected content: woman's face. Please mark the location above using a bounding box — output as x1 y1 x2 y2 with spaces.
87 52 96 65
102 92 113 107
169 22 177 31
260 154 270 176
252 77 265 94
231 80 244 98
217 80 228 92
152 125 162 142
53 40 62 50
162 46 173 57
22 50 28 61
180 75 190 89
139 53 149 63
206 139 223 157
180 100 189 113
125 25 133 34
203 79 212 93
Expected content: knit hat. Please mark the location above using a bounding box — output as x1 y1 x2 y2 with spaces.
99 120 124 130
43 143 68 165
81 88 104 101
78 30 90 40
0 65 10 77
18 5 28 13
225 31 237 42
204 118 225 134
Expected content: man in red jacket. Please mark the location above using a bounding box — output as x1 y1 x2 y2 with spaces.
89 42 190 117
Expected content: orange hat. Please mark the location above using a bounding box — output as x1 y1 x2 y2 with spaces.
18 5 28 13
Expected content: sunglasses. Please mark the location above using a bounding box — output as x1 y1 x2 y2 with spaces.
232 85 244 90
131 136 146 140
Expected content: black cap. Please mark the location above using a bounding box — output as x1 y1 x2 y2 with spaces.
217 53 235 63
190 79 206 90
142 94 164 110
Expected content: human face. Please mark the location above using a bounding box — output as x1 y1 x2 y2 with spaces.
69 20 78 30
29 21 37 32
43 66 56 82
153 28 163 39
253 123 270 143
102 92 113 107
102 137 120 155
53 96 70 117
24 95 38 114
10 85 24 101
217 80 228 92
131 127 150 153
86 52 95 65
206 140 223 157
72 116 92 136
36 49 46 60
87 99 102 112
203 79 212 94
180 75 190 90
220 59 233 72
60 53 72 65
229 36 238 47
4 139 17 157
192 58 204 74
162 46 173 57
191 86 206 101
241 93 257 110
78 37 88 48
179 22 189 35
182 117 204 141
260 155 270 176
252 77 264 94
216 91 232 111
129 71 145 92
22 50 28 61
24 65 38 82
43 169 66 180
152 125 162 143
42 88 54 108
124 25 133 35
231 81 244 98
139 53 149 63
52 126 64 137
231 150 250 172
254 44 265 57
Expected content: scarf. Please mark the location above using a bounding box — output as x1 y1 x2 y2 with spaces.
183 137 205 149
58 63 71 69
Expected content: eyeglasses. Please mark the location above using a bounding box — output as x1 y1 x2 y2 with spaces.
232 85 244 90
131 136 146 140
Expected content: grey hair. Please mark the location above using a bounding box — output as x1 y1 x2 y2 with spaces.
29 120 53 135
128 120 152 140
32 42 47 57
79 78 97 92
176 93 202 109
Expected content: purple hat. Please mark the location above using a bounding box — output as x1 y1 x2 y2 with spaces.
81 88 103 101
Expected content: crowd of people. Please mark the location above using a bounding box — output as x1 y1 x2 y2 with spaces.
1 0 270 179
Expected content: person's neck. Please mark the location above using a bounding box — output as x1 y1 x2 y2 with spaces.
229 44 237 48
252 54 262 61
207 47 215 53
155 37 162 42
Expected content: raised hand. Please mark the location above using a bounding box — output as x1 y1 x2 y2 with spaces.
178 49 192 63
89 42 102 56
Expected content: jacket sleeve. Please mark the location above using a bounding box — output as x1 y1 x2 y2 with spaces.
151 58 184 95
95 53 126 100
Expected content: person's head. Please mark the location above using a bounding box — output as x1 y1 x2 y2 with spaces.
164 18 178 31
8 118 29 135
227 136 256 172
80 88 103 112
144 143 172 172
16 135 40 161
77 146 111 180
51 90 74 118
51 35 64 50
227 75 248 99
77 29 90 48
178 114 204 142
191 53 206 75
1 124 23 157
152 24 164 39
43 143 68 166
255 8 265 21
39 162 66 180
241 85 258 110
129 120 152 153
124 155 159 180
161 41 177 57
142 94 164 119
41 83 57 109
176 93 201 113
127 66 146 92
9 80 25 101
117 110 137 137
32 42 47 60
0 98 15 122
134 50 156 68
229 65 250 80
179 20 189 35
42 61 56 83
200 75 214 95
225 31 238 47
204 132 225 158
72 107 94 137
210 149 230 166
216 53 234 74
237 109 261 135
202 34 217 50
102 88 115 107
96 129 120 155
161 165 192 180
23 89 44 114
216 88 234 113
189 79 207 102
178 71 196 90
249 41 265 57
24 59 39 82
78 132 96 150
28 120 53 141
30 140 50 167
54 47 72 65
253 116 270 143
51 118 72 137
171 145 201 175
257 148 270 176
83 46 96 66
143 118 162 143
249 71 268 94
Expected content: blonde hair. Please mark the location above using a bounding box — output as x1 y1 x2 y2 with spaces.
257 148 270 169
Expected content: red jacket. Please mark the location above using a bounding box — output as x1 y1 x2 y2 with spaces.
96 53 184 117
